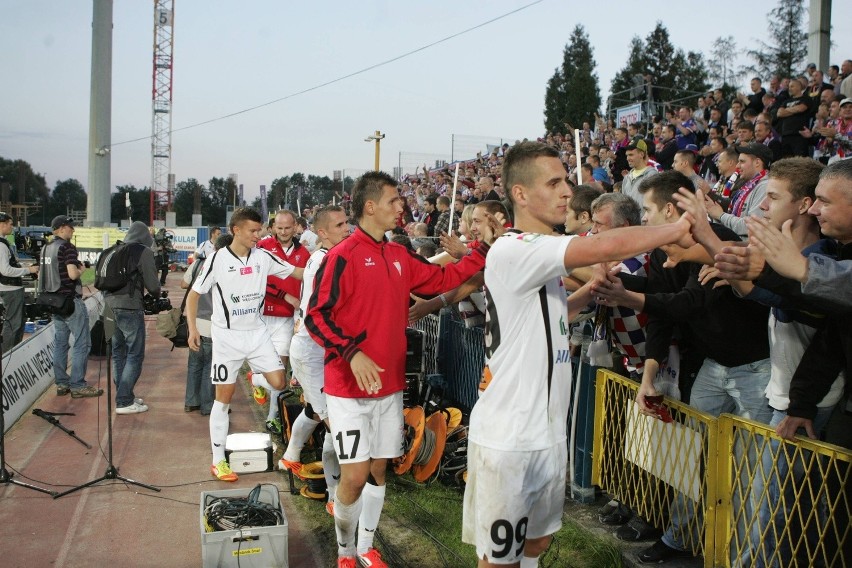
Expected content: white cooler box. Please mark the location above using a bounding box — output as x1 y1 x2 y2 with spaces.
225 433 274 473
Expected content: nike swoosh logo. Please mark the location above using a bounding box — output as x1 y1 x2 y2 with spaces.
332 474 341 480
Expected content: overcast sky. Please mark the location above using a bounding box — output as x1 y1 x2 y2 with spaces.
2 0 851 202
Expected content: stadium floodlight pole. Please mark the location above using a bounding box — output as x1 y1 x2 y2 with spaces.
364 130 386 171
448 162 460 236
574 129 583 184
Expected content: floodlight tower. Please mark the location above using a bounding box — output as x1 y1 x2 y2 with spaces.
150 0 175 225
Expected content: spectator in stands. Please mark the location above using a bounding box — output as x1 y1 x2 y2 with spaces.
409 222 431 251
698 136 726 182
777 78 813 157
588 154 612 184
672 150 707 193
612 127 630 183
713 88 729 120
434 195 459 237
656 125 678 171
593 171 772 564
0 212 38 351
705 143 771 237
837 59 852 98
736 121 755 144
672 106 697 149
422 195 439 236
755 120 783 163
564 185 599 236
728 99 744 130
621 139 659 207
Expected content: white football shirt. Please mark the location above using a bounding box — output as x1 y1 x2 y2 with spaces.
294 247 327 339
192 246 295 331
468 231 575 451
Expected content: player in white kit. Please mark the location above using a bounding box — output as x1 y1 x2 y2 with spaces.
186 208 304 482
282 206 351 514
462 142 694 567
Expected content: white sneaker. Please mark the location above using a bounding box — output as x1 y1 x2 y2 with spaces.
116 402 149 414
134 397 144 405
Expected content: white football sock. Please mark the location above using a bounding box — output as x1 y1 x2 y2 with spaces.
334 491 361 558
520 555 540 567
209 401 230 464
267 389 282 420
357 481 386 554
283 410 319 462
322 431 341 502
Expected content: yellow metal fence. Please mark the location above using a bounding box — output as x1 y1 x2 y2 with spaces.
591 370 851 568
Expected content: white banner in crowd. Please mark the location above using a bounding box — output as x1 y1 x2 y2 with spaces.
616 103 642 127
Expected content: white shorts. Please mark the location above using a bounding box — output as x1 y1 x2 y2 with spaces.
462 441 567 564
290 335 327 420
210 326 284 385
265 316 294 358
326 392 404 464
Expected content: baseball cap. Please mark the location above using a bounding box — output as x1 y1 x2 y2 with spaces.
840 98 852 107
0 212 11 223
735 143 773 168
51 215 75 231
626 139 648 154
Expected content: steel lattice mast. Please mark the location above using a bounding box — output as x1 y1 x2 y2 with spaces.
150 0 174 224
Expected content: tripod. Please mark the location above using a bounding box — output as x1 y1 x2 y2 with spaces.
54 304 160 498
0 306 56 496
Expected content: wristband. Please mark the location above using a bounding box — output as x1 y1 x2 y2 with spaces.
439 293 449 307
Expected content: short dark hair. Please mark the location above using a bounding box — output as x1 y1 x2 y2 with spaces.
296 216 308 229
820 156 852 184
502 141 560 206
424 195 438 207
229 207 262 232
568 185 600 215
710 136 728 149
769 157 824 201
313 205 345 232
737 121 755 133
675 149 696 167
352 171 398 220
437 195 450 208
638 170 696 212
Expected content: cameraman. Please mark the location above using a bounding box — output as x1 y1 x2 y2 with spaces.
0 212 38 350
154 228 175 285
42 216 102 398
104 221 161 414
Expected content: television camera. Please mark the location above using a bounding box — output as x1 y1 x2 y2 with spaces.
143 291 173 315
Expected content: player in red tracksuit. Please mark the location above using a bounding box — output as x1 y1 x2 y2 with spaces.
305 171 502 568
252 211 309 433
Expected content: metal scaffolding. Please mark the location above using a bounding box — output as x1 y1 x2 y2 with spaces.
150 0 175 224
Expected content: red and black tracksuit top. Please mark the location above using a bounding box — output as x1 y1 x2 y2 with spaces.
305 226 488 399
257 237 309 318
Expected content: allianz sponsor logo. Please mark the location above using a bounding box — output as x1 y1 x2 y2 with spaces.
554 349 571 364
231 307 257 316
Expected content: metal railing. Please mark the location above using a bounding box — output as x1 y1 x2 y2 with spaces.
592 369 851 567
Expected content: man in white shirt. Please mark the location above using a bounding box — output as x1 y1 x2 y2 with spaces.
186 208 304 482
462 141 693 568
194 226 221 261
297 216 320 253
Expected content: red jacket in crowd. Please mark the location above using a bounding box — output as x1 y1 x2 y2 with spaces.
257 237 309 318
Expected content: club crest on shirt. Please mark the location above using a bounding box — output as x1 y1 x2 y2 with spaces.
364 257 375 267
393 261 401 275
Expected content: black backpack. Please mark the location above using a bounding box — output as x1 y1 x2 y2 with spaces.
95 241 141 292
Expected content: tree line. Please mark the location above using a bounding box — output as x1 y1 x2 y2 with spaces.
544 0 809 133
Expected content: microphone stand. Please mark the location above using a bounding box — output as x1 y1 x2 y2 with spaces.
0 307 57 496
54 303 160 498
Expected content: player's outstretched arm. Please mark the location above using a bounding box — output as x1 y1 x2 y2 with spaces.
563 214 693 271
